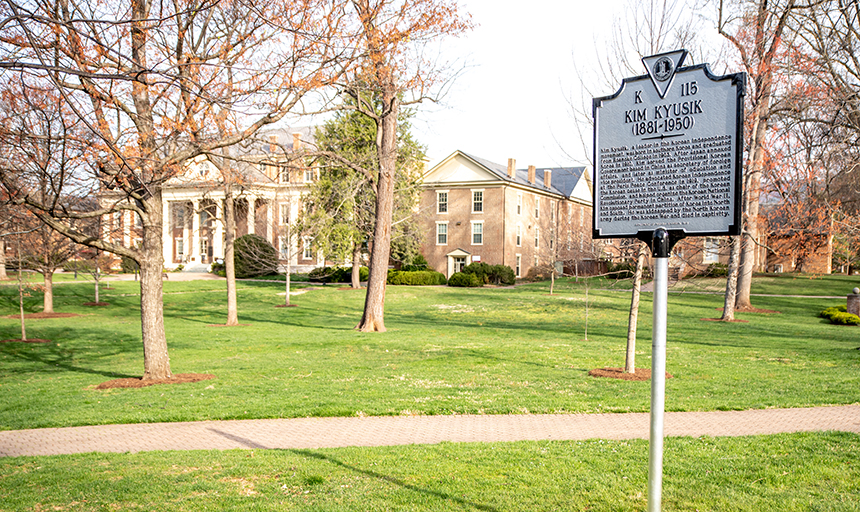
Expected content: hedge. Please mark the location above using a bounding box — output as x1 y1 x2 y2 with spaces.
447 271 483 287
387 270 447 286
460 262 516 286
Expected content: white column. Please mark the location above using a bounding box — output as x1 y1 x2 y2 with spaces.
191 199 200 263
182 202 190 263
247 195 256 235
214 200 224 260
122 210 131 247
162 200 171 266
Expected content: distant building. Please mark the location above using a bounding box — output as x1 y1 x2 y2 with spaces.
419 150 598 279
99 127 324 272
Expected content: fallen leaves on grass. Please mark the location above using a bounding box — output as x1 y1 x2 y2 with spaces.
587 367 673 381
95 373 216 389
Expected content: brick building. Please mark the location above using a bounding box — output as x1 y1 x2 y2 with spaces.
419 151 596 279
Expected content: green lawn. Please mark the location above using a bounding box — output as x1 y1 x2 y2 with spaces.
1 275 858 430
1 432 858 511
2 274 859 511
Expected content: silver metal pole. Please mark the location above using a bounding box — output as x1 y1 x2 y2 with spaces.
648 254 669 512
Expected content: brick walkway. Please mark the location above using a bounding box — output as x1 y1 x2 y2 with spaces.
2 406 858 457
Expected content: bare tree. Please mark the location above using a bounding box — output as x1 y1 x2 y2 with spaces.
718 0 804 309
0 0 350 379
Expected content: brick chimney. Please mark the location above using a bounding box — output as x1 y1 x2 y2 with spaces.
507 158 516 179
528 165 536 184
292 132 302 151
269 135 278 153
544 169 552 189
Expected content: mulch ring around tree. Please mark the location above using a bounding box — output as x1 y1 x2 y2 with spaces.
701 317 749 323
96 373 216 390
716 306 781 314
588 367 673 382
82 302 110 307
3 312 81 320
0 338 52 344
274 304 299 308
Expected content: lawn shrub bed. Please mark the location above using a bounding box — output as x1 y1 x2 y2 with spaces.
387 270 447 285
448 271 482 287
820 305 860 325
461 262 516 285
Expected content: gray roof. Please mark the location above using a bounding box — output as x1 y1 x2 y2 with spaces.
460 152 588 198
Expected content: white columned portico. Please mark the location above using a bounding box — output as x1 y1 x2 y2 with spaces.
214 201 224 260
247 195 256 235
191 199 200 263
162 200 171 265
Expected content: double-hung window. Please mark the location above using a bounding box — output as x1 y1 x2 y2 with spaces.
472 190 484 213
437 191 448 214
471 221 483 245
517 193 523 215
703 237 720 263
516 224 522 247
436 222 448 245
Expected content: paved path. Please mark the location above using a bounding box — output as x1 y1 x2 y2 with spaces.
2 406 858 457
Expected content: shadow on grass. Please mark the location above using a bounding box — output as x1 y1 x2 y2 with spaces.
0 327 140 379
291 448 501 512
204 426 500 510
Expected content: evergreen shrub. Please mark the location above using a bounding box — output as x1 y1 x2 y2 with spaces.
461 262 516 286
820 305 860 325
234 234 278 278
447 271 482 287
387 270 447 286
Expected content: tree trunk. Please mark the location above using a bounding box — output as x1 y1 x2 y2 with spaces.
224 189 239 325
284 223 291 307
94 271 100 304
17 238 25 341
625 243 647 373
721 235 741 321
351 242 362 289
357 89 398 333
550 268 555 295
0 239 7 280
42 271 54 314
139 195 171 380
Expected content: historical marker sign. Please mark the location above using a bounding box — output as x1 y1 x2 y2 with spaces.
592 50 745 241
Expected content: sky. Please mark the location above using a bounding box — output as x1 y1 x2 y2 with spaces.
409 0 624 170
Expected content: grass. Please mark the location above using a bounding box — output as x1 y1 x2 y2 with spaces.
1 274 859 510
0 274 858 430
1 432 858 511
666 272 860 296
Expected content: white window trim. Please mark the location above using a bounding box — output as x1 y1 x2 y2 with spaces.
534 195 540 218
471 189 484 214
534 227 540 249
436 190 449 214
471 220 483 245
703 237 720 264
302 237 313 260
517 192 523 215
436 221 448 246
516 224 522 247
515 254 522 278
